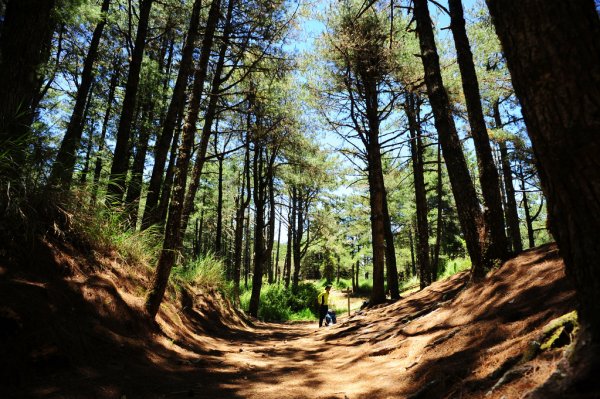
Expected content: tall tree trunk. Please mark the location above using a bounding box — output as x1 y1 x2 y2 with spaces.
144 0 221 318
249 145 267 317
413 0 487 278
0 0 55 177
432 142 443 280
274 215 282 283
157 114 182 225
266 168 276 284
382 190 399 299
50 0 111 188
124 100 153 229
180 0 235 235
91 60 119 204
486 0 600 385
244 209 251 289
141 0 202 229
406 93 431 289
233 136 251 303
494 101 523 253
366 144 387 304
285 203 293 288
519 168 535 249
107 0 153 205
78 85 96 185
215 154 225 254
292 189 304 288
448 0 508 263
408 225 416 277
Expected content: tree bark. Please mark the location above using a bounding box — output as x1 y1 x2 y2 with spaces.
107 0 153 205
486 0 600 383
0 0 55 177
50 0 111 188
413 0 487 278
448 0 508 263
141 0 202 230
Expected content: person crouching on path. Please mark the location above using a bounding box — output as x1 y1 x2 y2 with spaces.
317 285 332 327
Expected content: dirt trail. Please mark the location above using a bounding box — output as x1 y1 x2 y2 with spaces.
0 242 577 399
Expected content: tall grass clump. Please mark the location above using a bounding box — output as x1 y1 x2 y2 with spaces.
172 252 225 289
68 189 162 266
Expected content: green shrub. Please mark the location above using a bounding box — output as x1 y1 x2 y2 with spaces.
238 282 320 322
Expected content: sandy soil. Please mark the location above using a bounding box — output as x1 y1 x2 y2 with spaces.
0 241 579 399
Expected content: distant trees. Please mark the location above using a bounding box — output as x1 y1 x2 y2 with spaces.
322 2 400 304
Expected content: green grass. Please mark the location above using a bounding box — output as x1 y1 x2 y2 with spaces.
172 252 225 288
438 257 471 280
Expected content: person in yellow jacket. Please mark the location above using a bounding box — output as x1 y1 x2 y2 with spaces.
317 285 332 327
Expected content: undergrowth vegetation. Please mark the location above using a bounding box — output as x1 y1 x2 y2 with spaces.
172 252 226 289
239 282 320 322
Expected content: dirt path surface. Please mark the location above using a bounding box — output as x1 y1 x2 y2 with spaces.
0 243 578 399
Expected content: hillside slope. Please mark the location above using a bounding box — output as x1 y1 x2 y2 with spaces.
0 238 579 398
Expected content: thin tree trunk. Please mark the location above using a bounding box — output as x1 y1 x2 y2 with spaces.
494 101 522 253
486 0 600 382
233 136 251 303
274 215 282 283
50 0 111 188
141 0 202 230
124 100 153 229
249 145 267 317
448 0 508 263
406 92 431 289
144 0 221 318
292 189 304 288
78 89 96 186
266 168 276 284
77 83 96 185
244 209 251 290
413 0 486 279
519 168 535 249
285 204 293 288
215 153 224 254
157 114 182 225
107 0 153 205
432 142 443 280
408 225 416 277
382 192 399 299
91 60 119 204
